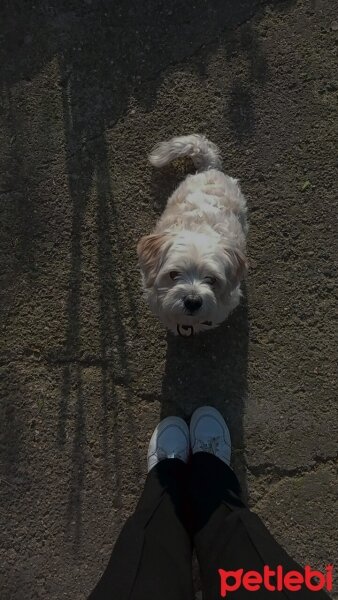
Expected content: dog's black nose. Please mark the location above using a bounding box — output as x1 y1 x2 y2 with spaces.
184 295 203 312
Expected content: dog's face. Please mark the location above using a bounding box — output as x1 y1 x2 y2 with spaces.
137 230 247 334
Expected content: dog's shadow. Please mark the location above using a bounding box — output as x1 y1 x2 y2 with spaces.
160 291 249 501
151 162 249 499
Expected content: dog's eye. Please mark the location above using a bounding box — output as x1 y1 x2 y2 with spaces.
204 276 216 285
169 271 180 280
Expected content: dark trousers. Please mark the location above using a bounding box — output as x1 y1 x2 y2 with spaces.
89 454 331 599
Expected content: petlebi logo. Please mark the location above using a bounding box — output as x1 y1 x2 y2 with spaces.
218 564 333 596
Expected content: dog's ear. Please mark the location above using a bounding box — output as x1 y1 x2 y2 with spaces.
137 233 171 287
223 247 248 286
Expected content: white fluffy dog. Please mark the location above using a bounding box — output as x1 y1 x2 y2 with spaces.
137 134 248 336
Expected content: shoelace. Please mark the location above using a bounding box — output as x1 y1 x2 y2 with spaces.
154 446 187 460
194 436 225 455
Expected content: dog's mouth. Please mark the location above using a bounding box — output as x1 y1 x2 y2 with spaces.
177 321 212 337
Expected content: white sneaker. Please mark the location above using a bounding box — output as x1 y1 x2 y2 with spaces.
190 406 231 466
147 416 190 472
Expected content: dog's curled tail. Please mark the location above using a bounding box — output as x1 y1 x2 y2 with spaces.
149 134 222 172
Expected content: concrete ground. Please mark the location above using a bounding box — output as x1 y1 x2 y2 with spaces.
1 0 337 598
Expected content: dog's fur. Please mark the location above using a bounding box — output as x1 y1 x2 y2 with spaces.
137 134 248 335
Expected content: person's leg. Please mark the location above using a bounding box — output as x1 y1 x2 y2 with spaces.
189 407 331 599
89 417 194 600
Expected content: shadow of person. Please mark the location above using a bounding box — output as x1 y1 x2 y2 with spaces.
160 289 249 501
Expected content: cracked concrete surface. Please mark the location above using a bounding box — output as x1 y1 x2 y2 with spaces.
1 0 337 598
